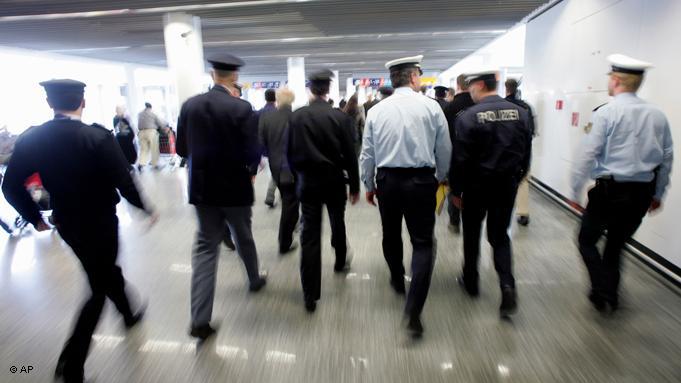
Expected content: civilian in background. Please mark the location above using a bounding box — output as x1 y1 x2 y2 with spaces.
114 105 137 168
343 94 366 157
261 88 279 208
259 88 299 254
136 102 167 170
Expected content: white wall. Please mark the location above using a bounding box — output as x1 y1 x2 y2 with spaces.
524 0 681 269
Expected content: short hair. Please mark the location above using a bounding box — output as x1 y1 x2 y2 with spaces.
144 102 152 108
612 73 643 92
390 68 417 88
481 78 498 91
49 94 83 111
264 89 276 102
276 88 295 107
212 69 236 80
505 79 519 95
310 81 330 96
456 74 468 91
434 87 447 98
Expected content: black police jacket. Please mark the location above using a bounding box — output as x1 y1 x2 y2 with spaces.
2 116 147 225
288 99 360 201
176 85 261 207
449 95 532 195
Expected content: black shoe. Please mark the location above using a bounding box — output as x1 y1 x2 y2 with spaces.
499 286 518 318
305 300 317 313
249 272 268 292
54 359 66 379
279 240 298 255
265 200 275 208
334 249 353 273
223 237 236 251
588 292 607 312
390 277 406 295
457 275 479 297
189 324 217 340
124 302 147 329
517 215 530 226
406 316 424 338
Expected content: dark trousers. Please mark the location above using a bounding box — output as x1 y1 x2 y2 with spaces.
299 190 347 302
278 182 300 252
461 178 518 290
447 190 461 226
55 215 134 380
376 168 437 320
578 180 653 304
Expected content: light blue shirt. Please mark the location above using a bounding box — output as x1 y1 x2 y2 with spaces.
572 92 674 200
360 87 451 192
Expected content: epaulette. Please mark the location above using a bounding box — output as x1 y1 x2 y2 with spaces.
593 103 608 112
91 122 113 135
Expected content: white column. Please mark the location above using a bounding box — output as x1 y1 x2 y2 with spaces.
287 57 307 110
329 70 340 107
163 13 205 107
123 65 141 128
345 77 355 100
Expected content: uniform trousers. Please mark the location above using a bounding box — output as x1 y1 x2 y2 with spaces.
461 177 518 290
277 182 300 252
191 205 260 327
56 215 134 380
298 174 348 302
137 129 159 167
376 167 437 320
578 179 654 305
447 190 461 226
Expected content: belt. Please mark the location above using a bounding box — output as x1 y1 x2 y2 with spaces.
377 167 435 175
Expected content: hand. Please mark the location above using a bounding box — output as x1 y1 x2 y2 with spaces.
451 195 463 210
349 192 360 205
649 199 662 213
365 191 377 206
147 211 160 228
34 219 50 232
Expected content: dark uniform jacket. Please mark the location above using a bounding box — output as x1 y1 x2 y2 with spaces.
505 95 536 137
177 85 260 207
288 99 360 201
449 95 532 195
444 92 475 144
259 106 293 184
435 98 449 112
2 116 147 225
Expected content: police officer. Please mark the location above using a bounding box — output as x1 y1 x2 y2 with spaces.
2 79 155 383
433 85 449 111
449 69 532 319
571 54 673 313
505 78 536 226
444 74 476 233
288 69 360 313
176 54 266 341
361 55 451 337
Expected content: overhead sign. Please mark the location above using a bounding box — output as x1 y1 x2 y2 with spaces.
252 81 282 89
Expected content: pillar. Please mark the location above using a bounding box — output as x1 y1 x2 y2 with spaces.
163 13 205 107
287 57 307 110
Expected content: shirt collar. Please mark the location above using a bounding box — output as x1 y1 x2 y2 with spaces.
394 87 417 95
615 92 637 100
54 112 81 121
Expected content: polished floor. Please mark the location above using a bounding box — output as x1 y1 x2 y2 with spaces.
1 168 680 383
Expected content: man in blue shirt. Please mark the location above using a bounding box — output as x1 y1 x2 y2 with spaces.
360 55 451 337
571 54 673 313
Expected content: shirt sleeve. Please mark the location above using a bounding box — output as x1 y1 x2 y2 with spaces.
571 110 609 199
654 118 674 201
433 107 452 183
360 113 377 192
1 137 43 225
97 133 150 213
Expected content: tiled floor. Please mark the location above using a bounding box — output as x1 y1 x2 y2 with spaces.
1 169 679 382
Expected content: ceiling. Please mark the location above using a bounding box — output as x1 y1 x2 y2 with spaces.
0 0 549 83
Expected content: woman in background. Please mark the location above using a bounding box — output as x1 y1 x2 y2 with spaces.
114 105 137 168
342 94 365 157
